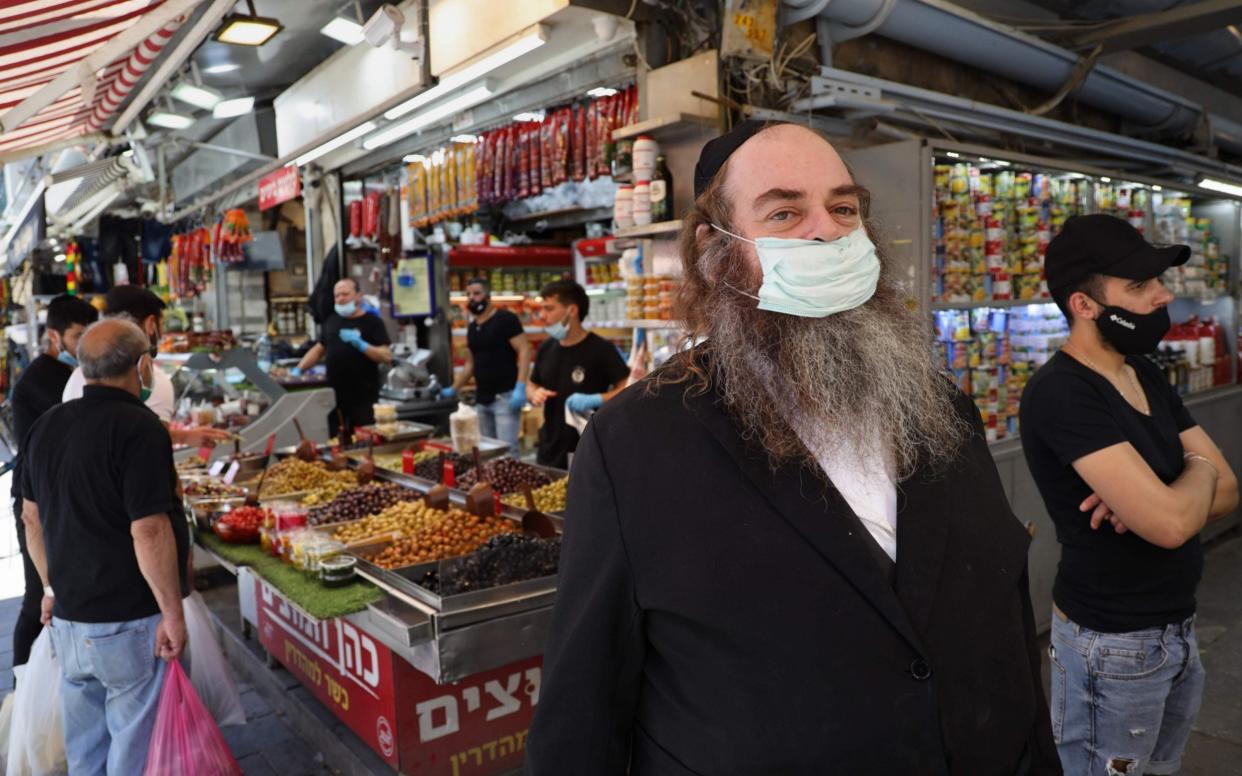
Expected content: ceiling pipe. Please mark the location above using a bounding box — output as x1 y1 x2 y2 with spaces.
791 0 1242 155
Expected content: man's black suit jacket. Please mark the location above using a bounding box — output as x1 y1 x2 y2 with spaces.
527 366 1060 775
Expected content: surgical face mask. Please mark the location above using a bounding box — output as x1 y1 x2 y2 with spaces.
468 297 488 316
1090 298 1171 355
545 313 570 342
710 224 881 318
57 350 77 367
335 301 357 317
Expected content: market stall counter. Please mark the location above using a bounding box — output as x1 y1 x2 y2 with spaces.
189 453 566 775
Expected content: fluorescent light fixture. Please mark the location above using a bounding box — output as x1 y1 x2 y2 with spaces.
146 110 195 130
171 81 223 109
991 160 1010 167
384 25 547 120
1198 177 1242 198
292 121 377 167
213 96 255 119
214 1 283 47
203 63 241 74
1100 176 1111 183
364 83 495 151
1152 185 1163 191
587 86 618 98
450 134 479 144
513 110 545 123
321 16 365 45
944 151 960 158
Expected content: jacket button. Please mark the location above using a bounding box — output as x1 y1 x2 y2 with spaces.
909 658 932 681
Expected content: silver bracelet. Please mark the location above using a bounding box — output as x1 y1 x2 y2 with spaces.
1185 453 1218 476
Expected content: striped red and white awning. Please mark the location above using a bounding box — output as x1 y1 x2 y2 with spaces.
0 0 198 161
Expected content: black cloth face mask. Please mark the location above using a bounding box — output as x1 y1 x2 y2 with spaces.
1090 299 1171 355
467 297 488 316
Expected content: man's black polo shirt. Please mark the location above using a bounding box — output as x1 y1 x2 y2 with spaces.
20 384 188 623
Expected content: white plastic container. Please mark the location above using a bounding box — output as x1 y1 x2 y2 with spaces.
632 135 659 183
614 184 634 229
632 181 652 226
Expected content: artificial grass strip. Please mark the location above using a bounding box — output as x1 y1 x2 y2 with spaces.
196 531 383 620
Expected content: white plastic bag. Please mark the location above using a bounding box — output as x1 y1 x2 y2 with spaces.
449 404 481 453
6 629 66 776
184 593 246 727
0 692 15 765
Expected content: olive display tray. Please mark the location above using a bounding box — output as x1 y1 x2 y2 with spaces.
351 456 569 520
348 537 557 631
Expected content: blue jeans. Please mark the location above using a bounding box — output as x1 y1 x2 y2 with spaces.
1049 609 1205 775
477 392 521 451
49 612 168 776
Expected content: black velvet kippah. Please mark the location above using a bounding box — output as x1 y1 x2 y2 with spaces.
692 119 769 199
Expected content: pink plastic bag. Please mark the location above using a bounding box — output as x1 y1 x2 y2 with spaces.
143 661 242 776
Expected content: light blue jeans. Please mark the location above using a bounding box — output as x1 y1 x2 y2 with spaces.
1049 610 1205 776
477 391 521 451
49 612 168 776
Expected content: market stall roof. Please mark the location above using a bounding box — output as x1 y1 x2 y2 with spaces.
0 0 204 162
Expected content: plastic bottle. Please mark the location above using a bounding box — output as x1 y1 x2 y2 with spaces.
632 181 652 226
614 184 634 229
632 135 659 182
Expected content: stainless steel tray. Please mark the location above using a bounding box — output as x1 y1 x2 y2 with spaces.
356 421 435 443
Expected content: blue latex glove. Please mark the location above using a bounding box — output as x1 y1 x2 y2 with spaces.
290 366 303 378
508 382 527 412
565 392 603 414
441 386 457 399
339 328 368 352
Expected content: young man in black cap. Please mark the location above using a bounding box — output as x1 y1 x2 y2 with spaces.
1021 213 1237 776
528 121 1059 774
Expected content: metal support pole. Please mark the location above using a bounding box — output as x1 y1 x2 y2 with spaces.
303 165 319 340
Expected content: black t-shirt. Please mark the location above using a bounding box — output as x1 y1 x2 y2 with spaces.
20 385 189 623
467 308 523 404
1020 352 1201 633
318 312 391 406
10 354 72 503
530 332 628 468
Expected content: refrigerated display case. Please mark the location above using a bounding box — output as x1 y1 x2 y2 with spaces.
157 349 337 463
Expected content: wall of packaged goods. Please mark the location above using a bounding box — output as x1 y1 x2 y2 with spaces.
845 137 1242 630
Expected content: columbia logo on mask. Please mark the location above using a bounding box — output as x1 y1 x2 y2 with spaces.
1109 314 1137 330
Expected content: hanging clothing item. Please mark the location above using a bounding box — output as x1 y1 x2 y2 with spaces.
140 219 174 264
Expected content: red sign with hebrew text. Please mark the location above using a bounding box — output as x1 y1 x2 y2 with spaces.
258 166 301 210
254 578 542 774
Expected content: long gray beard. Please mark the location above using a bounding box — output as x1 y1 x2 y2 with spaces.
705 273 969 480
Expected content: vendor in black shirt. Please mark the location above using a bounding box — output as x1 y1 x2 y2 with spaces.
21 318 188 774
443 278 532 450
528 280 628 468
1021 214 1237 776
296 278 392 438
8 294 97 666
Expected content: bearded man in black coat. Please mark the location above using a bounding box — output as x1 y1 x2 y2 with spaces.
527 121 1060 776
